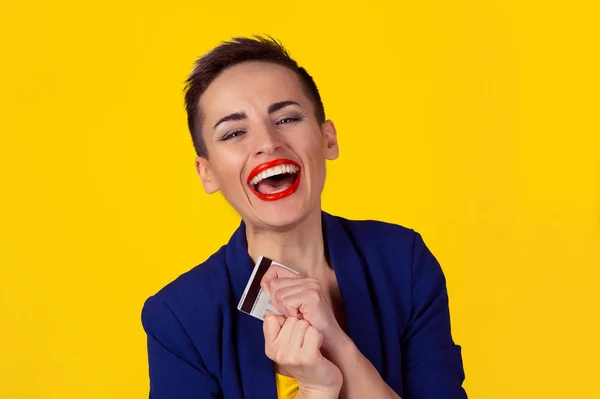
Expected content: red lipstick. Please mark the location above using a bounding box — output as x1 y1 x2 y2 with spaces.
247 158 301 201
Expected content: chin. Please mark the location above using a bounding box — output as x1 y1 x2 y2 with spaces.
251 200 315 231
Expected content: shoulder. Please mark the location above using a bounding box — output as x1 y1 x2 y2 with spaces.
334 215 448 297
141 245 231 335
331 214 435 288
140 246 234 378
334 214 422 255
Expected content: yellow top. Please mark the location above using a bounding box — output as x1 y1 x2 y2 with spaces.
275 372 299 399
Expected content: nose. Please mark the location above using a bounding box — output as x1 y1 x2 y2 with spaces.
252 123 283 156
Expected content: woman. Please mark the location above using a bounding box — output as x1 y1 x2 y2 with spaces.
142 36 467 399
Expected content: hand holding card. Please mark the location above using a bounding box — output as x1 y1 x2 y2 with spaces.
260 260 346 348
237 256 300 321
237 256 348 360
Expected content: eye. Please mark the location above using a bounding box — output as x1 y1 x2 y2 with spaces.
221 130 246 141
276 116 301 125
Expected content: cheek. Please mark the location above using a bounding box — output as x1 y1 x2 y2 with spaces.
296 136 327 179
296 128 325 154
210 152 245 189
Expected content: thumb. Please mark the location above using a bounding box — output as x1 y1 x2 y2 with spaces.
263 314 285 343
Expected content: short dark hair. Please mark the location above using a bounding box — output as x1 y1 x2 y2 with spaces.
183 35 326 158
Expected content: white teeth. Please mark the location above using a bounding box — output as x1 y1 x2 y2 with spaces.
249 164 299 186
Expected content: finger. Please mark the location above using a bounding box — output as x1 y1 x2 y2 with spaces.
299 327 325 366
269 277 319 299
302 325 324 350
278 290 322 319
274 282 319 302
264 308 287 324
272 264 302 279
290 319 310 348
263 314 283 344
270 276 314 290
270 278 320 315
260 264 302 297
274 316 299 345
273 314 287 327
271 284 311 318
268 279 306 314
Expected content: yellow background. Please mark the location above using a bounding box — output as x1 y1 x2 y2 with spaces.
1 0 598 398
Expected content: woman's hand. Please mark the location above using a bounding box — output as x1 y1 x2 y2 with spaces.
263 314 343 398
260 265 345 348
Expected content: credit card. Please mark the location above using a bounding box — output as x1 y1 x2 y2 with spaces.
237 256 300 321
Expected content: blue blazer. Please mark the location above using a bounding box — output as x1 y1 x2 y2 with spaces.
142 212 467 398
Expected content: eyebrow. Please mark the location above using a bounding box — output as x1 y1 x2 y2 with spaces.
212 100 301 130
268 100 300 114
213 112 247 130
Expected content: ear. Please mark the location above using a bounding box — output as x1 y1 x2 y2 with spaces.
321 120 339 160
195 156 219 194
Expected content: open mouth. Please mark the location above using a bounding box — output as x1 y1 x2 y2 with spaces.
247 158 301 201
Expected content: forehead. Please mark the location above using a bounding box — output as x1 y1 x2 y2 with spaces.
199 61 311 121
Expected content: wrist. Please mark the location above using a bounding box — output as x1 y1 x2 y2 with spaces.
296 386 341 399
322 330 358 367
295 372 343 397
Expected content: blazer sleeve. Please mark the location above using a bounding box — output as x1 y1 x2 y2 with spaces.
141 295 221 398
400 233 468 399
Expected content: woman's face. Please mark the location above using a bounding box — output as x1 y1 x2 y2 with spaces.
195 61 339 230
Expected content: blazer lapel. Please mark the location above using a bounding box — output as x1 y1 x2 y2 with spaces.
223 213 385 398
225 221 278 399
322 212 384 375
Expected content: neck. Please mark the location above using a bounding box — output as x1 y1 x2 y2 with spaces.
245 208 328 276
